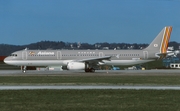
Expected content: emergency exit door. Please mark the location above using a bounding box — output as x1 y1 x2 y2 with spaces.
22 51 27 60
57 51 62 59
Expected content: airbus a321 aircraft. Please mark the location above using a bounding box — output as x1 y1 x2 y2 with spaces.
4 26 172 73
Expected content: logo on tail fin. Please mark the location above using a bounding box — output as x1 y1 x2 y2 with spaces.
160 26 172 53
154 44 158 47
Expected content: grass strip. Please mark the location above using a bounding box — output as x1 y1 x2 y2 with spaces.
0 89 180 111
1 75 180 85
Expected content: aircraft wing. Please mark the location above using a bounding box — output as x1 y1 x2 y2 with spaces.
76 56 111 63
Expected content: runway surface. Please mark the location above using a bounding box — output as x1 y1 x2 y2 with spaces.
0 69 180 90
0 69 179 75
1 85 180 90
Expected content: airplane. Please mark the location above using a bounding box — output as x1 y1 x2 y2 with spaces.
167 50 180 57
4 26 172 73
165 46 180 57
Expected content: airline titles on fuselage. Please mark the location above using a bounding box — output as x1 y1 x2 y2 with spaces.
29 51 55 56
38 51 55 55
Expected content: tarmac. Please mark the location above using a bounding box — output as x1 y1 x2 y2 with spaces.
0 69 180 90
0 69 180 75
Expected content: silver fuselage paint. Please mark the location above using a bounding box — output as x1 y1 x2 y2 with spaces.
4 49 156 67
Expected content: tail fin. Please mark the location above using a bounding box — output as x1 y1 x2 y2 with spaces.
144 26 172 53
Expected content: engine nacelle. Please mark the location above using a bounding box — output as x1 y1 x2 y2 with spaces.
67 62 85 70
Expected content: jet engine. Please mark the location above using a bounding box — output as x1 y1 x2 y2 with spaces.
67 62 85 70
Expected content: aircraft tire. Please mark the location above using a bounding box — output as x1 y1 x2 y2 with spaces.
85 68 90 72
90 68 95 73
22 70 26 73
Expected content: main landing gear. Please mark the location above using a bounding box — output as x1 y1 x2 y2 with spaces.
84 62 95 73
85 68 95 73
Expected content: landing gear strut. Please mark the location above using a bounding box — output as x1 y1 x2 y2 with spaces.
21 66 27 73
85 62 95 73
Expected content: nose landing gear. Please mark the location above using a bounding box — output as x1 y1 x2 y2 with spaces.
21 66 27 73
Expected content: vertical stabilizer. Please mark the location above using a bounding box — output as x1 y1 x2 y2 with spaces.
144 26 172 54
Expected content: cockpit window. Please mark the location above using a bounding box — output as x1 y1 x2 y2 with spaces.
10 54 17 57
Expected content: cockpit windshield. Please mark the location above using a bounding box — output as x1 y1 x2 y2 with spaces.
10 54 17 57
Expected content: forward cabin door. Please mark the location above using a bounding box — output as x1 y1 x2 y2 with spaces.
143 51 148 59
57 51 62 60
22 51 27 60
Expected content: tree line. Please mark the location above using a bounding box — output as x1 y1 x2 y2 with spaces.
0 41 179 56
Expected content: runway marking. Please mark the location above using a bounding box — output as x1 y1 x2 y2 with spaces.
1 86 180 90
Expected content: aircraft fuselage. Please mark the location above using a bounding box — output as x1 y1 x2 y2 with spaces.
4 49 155 66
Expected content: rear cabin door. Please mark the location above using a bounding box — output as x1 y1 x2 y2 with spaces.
143 51 148 59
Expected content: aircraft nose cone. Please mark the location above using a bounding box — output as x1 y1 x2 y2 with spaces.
4 57 10 64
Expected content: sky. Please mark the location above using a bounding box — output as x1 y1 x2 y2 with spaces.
0 0 180 45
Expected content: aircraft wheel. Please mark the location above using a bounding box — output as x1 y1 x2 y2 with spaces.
22 66 27 73
85 68 95 73
22 70 26 73
85 68 90 72
90 68 95 73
